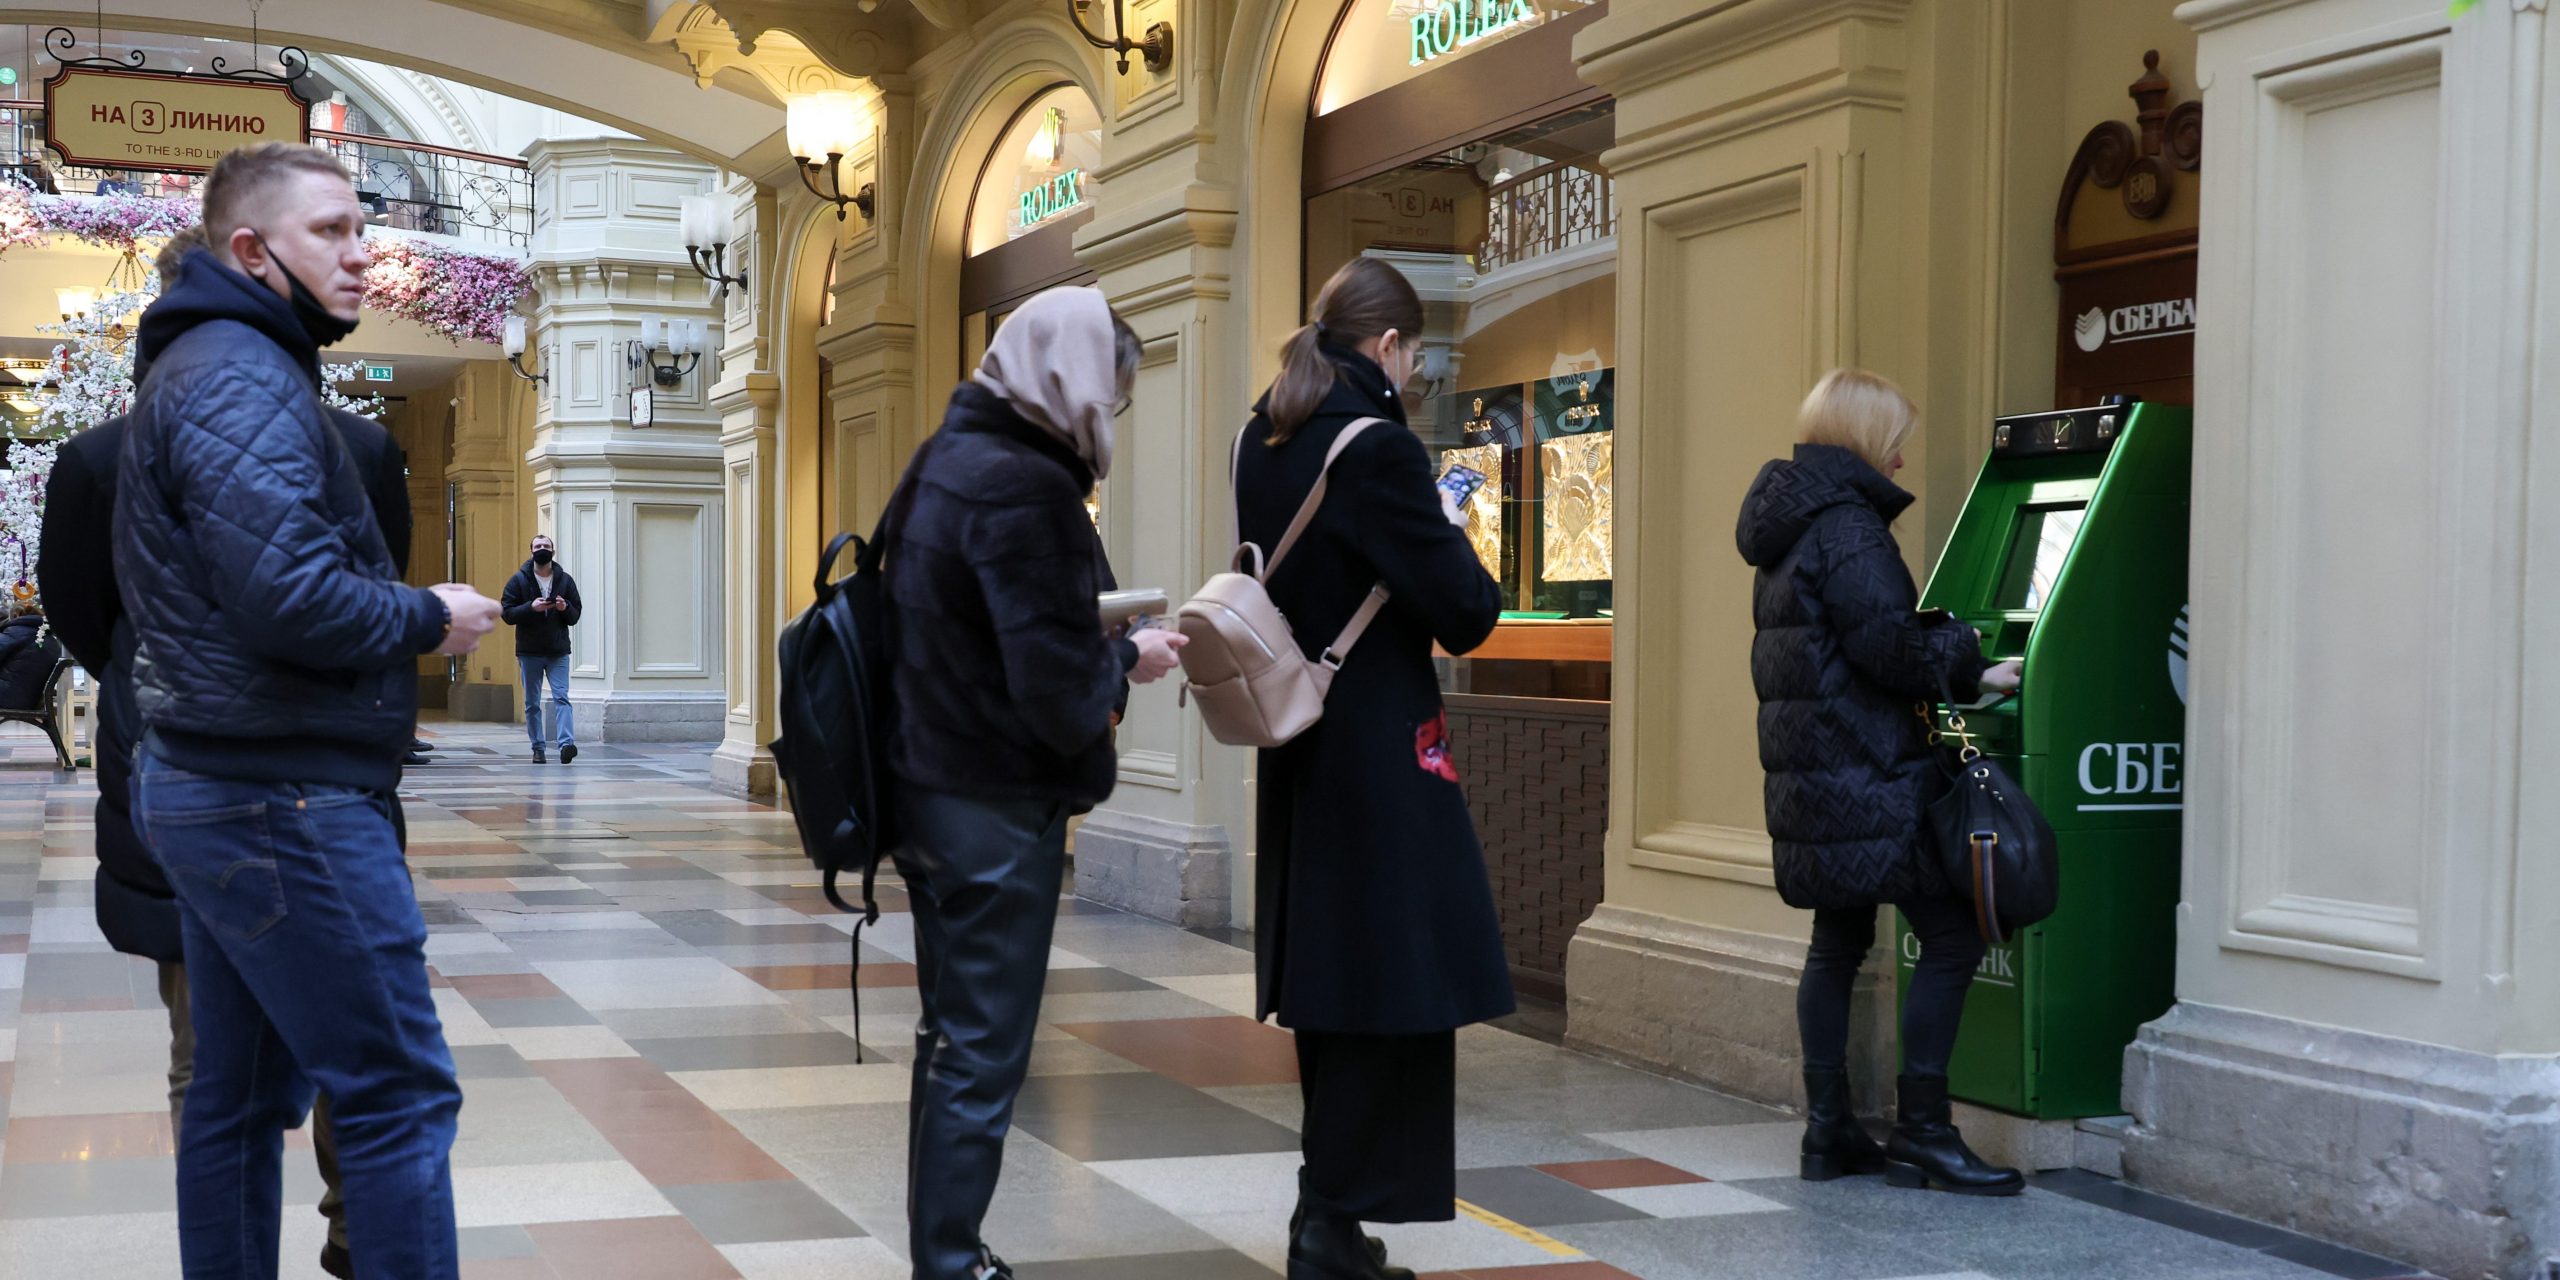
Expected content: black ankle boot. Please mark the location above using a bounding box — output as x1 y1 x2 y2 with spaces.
1288 1205 1413 1280
1799 1066 1889 1180
1291 1169 1389 1267
1884 1074 2025 1196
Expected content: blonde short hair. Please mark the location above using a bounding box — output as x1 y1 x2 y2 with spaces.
1797 368 1917 473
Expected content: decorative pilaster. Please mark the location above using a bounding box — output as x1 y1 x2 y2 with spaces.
522 138 730 743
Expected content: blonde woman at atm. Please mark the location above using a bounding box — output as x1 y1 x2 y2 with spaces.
1736 368 2027 1197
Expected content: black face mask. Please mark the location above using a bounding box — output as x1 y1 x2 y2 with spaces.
532 549 554 567
252 233 360 347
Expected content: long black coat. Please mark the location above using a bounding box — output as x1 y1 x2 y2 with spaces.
1738 444 1987 910
1241 346 1513 1035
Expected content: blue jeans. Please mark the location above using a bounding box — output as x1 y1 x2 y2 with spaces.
134 751 461 1280
519 654 573 750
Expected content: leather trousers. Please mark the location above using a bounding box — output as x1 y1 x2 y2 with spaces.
893 787 1069 1280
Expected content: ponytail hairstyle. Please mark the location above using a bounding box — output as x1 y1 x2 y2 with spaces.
1267 256 1427 445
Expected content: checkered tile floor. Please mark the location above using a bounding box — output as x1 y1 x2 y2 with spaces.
0 721 2434 1279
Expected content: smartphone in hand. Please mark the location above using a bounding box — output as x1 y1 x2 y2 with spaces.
1438 462 1489 507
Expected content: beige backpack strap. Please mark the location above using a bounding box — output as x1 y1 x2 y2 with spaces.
1264 417 1386 578
1308 585 1392 694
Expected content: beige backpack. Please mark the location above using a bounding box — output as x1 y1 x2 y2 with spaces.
1176 418 1392 748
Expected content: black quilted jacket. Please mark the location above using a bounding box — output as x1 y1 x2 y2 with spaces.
1738 444 1988 909
114 249 446 794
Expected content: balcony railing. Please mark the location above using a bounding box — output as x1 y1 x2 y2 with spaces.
1480 160 1616 273
0 103 532 249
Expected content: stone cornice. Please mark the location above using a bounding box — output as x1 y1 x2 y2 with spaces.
1575 0 1912 99
1073 185 1239 278
671 1 916 82
2171 0 2327 32
711 368 784 418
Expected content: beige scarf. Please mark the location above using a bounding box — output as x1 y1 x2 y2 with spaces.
971 285 1119 480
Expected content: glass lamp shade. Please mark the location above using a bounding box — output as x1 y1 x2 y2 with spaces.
673 319 701 356
638 317 664 354
502 315 527 358
55 286 94 320
680 194 716 248
787 91 866 163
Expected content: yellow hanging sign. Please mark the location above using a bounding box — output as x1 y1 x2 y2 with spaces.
45 66 310 175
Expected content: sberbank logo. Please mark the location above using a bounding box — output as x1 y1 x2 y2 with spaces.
2073 298 2198 353
2168 603 2189 706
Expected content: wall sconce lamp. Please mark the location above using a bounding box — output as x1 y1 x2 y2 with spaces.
626 317 704 389
1066 0 1172 75
786 91 875 222
680 195 749 302
54 286 94 323
501 315 547 385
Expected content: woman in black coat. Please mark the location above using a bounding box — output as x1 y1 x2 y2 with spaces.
1237 257 1510 1280
1737 368 2024 1196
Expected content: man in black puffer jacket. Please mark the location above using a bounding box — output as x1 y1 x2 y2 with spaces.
115 143 499 1280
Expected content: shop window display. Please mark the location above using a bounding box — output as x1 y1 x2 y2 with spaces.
1304 103 1615 700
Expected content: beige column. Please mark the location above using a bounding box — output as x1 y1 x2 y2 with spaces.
1060 12 1254 930
1559 0 2011 1114
2121 2 2559 1275
712 178 788 797
521 139 730 744
444 361 533 721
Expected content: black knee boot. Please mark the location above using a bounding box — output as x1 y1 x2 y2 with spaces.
1884 1075 2024 1196
1799 1066 1889 1180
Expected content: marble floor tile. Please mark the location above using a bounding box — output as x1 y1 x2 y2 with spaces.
0 724 2420 1280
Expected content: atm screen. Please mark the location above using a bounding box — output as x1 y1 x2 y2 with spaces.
1994 503 2087 611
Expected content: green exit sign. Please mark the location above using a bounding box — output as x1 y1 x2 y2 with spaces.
363 363 394 382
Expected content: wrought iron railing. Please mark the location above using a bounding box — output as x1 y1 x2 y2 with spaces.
0 102 531 249
1479 160 1616 273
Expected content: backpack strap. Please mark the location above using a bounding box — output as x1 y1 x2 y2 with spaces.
1263 417 1387 579
1310 585 1392 693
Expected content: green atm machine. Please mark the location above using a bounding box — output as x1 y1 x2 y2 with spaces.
1899 398 2193 1119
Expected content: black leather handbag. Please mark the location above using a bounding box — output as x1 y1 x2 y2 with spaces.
1922 678 2059 945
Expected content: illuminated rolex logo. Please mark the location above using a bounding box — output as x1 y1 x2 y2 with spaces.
1409 0 1541 67
1020 168 1084 229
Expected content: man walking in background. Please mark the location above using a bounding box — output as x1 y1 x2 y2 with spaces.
116 141 500 1279
501 533 582 763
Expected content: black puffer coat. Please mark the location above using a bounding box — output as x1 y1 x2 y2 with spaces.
115 250 443 795
1738 444 1987 909
0 615 57 710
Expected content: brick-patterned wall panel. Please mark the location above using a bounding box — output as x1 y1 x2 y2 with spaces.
1446 696 1610 991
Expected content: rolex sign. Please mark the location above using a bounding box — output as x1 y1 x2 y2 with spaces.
46 66 310 174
